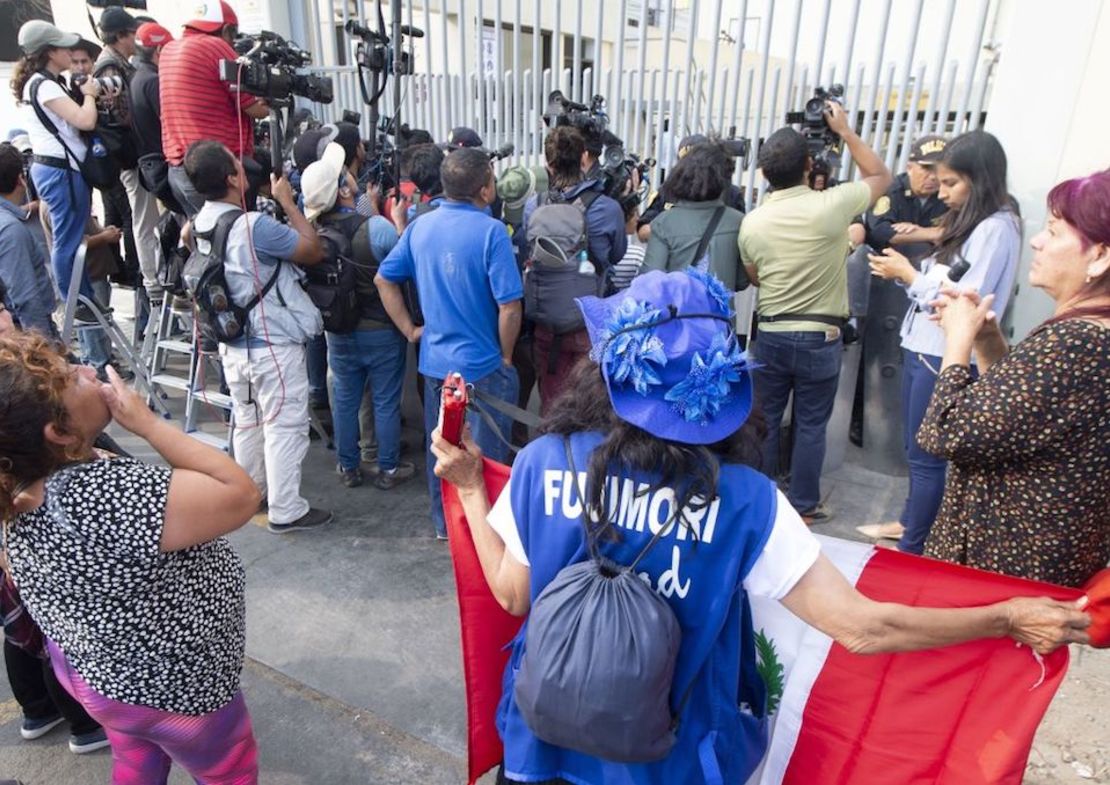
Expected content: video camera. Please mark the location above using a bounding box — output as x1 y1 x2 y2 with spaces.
785 84 845 171
543 91 610 141
600 147 656 210
218 31 334 106
543 90 655 207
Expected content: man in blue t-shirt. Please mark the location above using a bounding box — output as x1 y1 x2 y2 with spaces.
376 147 523 539
187 140 332 535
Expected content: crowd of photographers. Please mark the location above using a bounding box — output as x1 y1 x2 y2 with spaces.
1 1 1108 777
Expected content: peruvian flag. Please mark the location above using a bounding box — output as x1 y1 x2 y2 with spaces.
443 461 1083 785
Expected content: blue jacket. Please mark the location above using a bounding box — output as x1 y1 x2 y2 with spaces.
498 432 773 785
0 199 57 337
522 180 628 273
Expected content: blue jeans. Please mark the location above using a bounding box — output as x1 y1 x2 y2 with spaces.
77 278 112 369
327 329 407 472
424 364 519 537
32 163 93 301
306 333 329 406
752 330 843 513
897 349 949 554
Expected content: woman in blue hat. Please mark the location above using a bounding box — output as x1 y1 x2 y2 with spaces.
432 269 1088 785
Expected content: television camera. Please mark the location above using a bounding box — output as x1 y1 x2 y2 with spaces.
219 31 334 207
785 84 846 171
345 13 424 190
219 31 333 106
543 90 655 208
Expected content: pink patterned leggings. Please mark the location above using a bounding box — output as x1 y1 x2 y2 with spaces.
47 640 259 785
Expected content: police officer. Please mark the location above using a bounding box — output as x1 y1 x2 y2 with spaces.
847 134 948 450
637 134 745 242
851 134 948 261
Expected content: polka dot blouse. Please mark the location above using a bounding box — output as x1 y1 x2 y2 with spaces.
5 458 246 715
919 319 1110 588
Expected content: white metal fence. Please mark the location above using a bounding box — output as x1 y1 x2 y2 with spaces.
302 0 1001 210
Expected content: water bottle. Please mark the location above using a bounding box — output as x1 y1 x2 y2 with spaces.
90 134 108 159
216 311 241 339
208 284 229 312
576 249 595 276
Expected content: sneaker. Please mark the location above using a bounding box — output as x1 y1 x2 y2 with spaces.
800 504 834 525
337 465 363 488
20 713 64 740
69 727 110 754
73 303 100 325
373 461 416 490
267 508 334 534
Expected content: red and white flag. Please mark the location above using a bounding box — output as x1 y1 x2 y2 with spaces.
746 535 1078 785
444 463 1082 785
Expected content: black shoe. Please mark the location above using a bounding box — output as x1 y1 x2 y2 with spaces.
267 508 333 534
73 303 100 325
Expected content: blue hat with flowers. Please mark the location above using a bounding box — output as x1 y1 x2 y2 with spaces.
576 268 756 445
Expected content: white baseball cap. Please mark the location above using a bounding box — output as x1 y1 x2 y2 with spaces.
301 143 347 223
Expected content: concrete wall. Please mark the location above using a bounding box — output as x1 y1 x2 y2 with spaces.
985 0 1110 339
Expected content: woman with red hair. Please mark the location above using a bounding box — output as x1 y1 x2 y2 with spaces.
920 169 1110 587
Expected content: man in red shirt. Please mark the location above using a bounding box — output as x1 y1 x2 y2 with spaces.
160 0 269 217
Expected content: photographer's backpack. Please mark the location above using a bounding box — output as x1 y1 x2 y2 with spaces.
306 212 370 334
182 210 280 344
524 190 604 335
513 438 689 763
91 60 138 171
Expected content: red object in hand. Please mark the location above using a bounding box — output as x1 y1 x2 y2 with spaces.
441 372 468 447
1082 568 1110 648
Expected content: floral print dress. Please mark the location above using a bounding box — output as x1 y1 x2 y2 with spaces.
918 319 1110 588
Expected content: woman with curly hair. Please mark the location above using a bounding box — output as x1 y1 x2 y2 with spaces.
641 140 748 290
0 332 262 783
432 269 1089 785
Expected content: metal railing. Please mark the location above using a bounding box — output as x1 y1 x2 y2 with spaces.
304 0 1001 210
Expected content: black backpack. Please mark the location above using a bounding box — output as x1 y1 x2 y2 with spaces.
305 212 371 334
91 59 138 170
513 438 689 763
524 191 604 334
182 210 280 344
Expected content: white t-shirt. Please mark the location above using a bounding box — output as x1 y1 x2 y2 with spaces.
487 479 820 601
23 76 86 169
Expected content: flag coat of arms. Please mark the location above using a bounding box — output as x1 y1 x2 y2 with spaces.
443 462 1081 785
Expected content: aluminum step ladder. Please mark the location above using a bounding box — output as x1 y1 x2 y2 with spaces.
60 243 169 419
144 296 232 451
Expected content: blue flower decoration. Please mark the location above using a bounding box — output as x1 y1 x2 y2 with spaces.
664 332 752 424
684 266 734 316
594 298 668 395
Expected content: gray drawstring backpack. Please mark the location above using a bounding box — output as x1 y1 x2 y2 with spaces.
513 438 693 763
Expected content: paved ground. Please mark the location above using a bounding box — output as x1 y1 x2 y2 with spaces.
2 303 1105 783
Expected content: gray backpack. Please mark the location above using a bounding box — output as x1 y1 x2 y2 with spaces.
514 438 691 763
524 191 604 334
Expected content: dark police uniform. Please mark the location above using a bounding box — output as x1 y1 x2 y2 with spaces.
861 172 948 260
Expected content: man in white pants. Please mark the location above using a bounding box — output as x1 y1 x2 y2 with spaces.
186 140 332 533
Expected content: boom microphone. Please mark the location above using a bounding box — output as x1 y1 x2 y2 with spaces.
400 25 425 38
